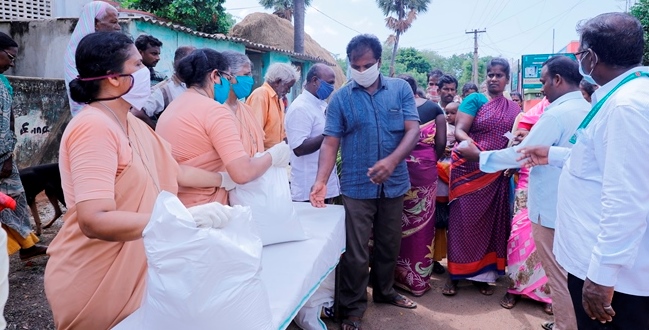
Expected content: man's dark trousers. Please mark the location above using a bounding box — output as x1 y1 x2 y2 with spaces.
338 193 403 318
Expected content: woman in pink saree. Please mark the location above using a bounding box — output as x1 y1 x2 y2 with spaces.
501 98 552 314
394 75 446 296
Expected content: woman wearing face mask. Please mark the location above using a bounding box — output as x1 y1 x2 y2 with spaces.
44 32 231 330
220 51 264 155
156 49 290 207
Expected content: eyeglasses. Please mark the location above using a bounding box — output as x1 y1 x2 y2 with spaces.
219 71 234 81
3 50 15 63
574 49 590 60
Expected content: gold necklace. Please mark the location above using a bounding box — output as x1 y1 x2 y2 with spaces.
98 102 161 193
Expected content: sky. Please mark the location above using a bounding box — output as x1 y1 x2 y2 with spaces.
223 0 630 61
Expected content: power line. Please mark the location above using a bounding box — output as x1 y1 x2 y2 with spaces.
516 0 585 54
311 6 362 34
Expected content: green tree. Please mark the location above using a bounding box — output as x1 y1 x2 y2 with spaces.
380 45 428 88
459 55 493 88
120 0 234 34
334 55 348 77
377 0 431 77
395 47 431 74
631 0 649 65
259 0 312 22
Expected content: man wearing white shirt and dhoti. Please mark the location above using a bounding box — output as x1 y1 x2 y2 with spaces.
457 55 588 330
285 64 340 202
520 12 649 329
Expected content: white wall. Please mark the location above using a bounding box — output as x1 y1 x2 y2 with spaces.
52 0 92 18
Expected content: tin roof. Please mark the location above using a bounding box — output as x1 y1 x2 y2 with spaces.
123 16 334 66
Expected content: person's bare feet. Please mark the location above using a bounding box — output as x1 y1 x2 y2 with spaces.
341 316 362 330
442 279 458 296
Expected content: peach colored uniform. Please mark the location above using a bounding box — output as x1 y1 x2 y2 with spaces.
156 90 256 207
44 107 179 330
246 82 286 150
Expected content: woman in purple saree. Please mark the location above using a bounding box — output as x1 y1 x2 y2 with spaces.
394 75 446 296
443 58 520 296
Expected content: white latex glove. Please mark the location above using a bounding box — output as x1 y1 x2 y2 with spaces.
265 141 291 167
188 202 232 229
219 172 236 191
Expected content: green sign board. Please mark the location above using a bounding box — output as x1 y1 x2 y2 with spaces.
521 53 577 90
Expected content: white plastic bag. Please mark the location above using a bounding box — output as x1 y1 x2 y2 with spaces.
294 272 335 330
229 166 307 246
113 191 273 330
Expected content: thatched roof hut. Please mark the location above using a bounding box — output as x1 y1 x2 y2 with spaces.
230 12 347 88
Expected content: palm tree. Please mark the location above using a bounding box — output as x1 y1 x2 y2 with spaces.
259 0 312 22
376 0 431 76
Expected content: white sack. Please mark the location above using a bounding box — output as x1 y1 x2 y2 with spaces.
113 191 272 330
229 166 307 246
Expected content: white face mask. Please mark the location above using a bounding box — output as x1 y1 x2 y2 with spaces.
121 67 151 110
351 63 380 88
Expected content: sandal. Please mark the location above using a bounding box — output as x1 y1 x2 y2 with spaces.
543 303 553 315
341 317 362 330
432 261 446 274
473 281 494 296
499 293 520 309
375 293 417 309
442 279 458 296
541 321 554 330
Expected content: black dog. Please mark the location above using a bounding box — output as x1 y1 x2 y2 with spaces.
19 163 66 236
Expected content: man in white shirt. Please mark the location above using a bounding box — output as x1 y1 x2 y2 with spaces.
457 55 587 330
285 64 340 202
519 12 649 329
142 46 195 124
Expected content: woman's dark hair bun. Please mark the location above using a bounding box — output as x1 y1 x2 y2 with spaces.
176 48 229 88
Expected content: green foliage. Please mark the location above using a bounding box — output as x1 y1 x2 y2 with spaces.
458 56 493 88
120 0 234 34
631 0 649 66
334 55 348 77
259 0 313 10
378 46 490 90
395 47 431 74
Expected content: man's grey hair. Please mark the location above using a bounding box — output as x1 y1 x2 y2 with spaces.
221 51 252 75
264 63 300 83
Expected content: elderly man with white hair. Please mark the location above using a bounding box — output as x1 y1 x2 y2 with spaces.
246 63 300 150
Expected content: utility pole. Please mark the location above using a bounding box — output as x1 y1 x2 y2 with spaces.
552 29 555 53
466 29 486 84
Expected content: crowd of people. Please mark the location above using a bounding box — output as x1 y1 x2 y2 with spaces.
0 1 646 329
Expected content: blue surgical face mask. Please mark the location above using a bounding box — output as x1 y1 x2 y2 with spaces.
232 75 254 99
315 78 334 100
578 54 597 85
213 75 230 104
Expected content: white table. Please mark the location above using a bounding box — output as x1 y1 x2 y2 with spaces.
262 202 345 330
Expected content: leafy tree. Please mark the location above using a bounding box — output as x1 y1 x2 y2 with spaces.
380 45 427 88
334 55 348 77
459 56 493 88
120 0 234 34
631 0 649 65
377 0 431 76
396 47 431 74
259 0 312 21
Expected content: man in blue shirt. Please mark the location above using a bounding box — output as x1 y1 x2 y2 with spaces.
310 34 420 330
